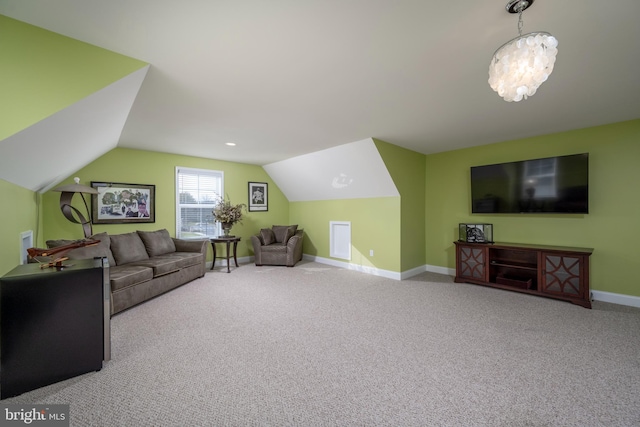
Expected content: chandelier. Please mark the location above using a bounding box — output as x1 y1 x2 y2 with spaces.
488 0 558 102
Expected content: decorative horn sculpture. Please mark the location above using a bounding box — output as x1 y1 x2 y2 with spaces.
52 177 98 238
27 239 100 269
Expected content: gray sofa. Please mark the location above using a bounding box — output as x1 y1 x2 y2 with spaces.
47 229 207 315
250 225 304 267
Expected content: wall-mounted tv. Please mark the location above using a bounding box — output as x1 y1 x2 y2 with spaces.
471 153 589 214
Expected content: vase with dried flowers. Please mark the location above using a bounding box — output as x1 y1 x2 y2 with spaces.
212 197 247 236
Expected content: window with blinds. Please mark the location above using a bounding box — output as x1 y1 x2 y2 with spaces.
175 167 223 238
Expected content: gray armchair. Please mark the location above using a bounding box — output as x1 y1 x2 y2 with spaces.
250 225 304 267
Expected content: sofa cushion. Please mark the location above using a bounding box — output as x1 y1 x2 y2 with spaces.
129 258 180 278
137 229 176 257
260 228 276 246
68 232 116 267
130 252 204 277
110 232 150 265
109 264 154 292
164 252 205 269
282 227 297 246
261 244 288 254
173 238 207 253
272 225 298 244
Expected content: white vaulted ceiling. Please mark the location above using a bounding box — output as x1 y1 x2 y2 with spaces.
1 1 639 190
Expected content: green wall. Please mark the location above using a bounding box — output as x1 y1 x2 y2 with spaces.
374 139 426 272
41 148 290 261
0 179 40 276
3 112 639 299
287 139 425 275
425 119 640 297
290 197 401 272
0 15 147 140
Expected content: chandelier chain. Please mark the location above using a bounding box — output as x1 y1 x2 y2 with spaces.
517 6 524 36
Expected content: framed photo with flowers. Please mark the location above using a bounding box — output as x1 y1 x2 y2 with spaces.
91 182 155 224
248 182 268 212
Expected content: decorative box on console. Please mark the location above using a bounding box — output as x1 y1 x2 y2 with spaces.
459 223 493 243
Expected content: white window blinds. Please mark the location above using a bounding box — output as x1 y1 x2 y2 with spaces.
176 167 223 238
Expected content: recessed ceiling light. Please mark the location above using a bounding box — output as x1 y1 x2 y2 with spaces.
225 142 236 146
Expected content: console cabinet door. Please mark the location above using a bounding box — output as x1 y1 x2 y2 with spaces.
540 252 587 299
456 244 488 282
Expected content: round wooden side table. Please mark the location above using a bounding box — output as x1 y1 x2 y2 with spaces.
210 236 241 273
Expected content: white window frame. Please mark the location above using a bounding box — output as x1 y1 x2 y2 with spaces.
175 166 224 239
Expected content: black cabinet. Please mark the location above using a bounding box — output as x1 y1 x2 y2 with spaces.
1 258 110 399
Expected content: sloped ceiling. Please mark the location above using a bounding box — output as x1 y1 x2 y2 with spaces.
0 15 149 192
264 138 399 202
1 0 638 172
0 66 149 192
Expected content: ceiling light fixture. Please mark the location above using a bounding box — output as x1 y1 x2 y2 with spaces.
225 142 236 146
488 0 558 102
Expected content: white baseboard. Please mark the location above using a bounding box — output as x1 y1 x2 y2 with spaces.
425 264 456 277
303 254 402 280
302 255 456 281
401 265 427 279
399 265 455 279
591 290 640 308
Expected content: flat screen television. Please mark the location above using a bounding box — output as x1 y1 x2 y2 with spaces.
471 153 589 214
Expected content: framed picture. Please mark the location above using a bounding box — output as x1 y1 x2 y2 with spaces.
248 182 268 212
91 182 155 224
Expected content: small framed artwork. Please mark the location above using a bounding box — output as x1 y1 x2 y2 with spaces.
91 182 156 224
458 223 494 243
248 182 268 212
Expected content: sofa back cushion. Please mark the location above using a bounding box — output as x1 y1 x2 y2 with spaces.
110 232 150 265
282 227 297 245
46 233 116 266
71 232 116 266
260 228 276 246
272 225 298 245
137 229 176 257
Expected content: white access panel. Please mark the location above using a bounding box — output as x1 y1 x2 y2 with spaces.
20 230 33 265
330 221 351 260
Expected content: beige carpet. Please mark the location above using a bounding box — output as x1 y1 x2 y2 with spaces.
4 261 640 426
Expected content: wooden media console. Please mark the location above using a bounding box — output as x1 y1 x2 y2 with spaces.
454 241 593 308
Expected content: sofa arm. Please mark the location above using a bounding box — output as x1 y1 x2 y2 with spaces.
250 235 263 265
286 231 304 266
173 238 208 256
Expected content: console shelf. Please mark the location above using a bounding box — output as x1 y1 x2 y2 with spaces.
454 241 593 308
490 261 537 271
